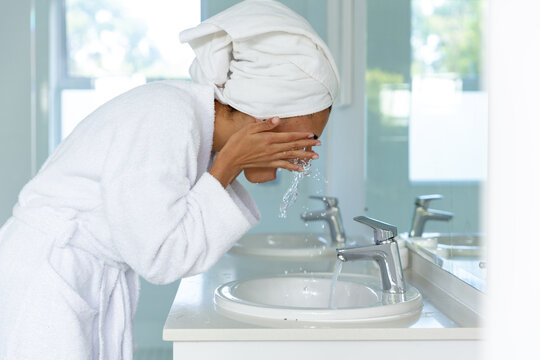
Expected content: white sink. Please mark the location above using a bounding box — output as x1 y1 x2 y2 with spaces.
214 273 423 328
403 233 484 259
229 233 338 260
402 232 487 291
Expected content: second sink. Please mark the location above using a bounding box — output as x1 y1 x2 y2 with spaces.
229 233 338 260
404 233 484 260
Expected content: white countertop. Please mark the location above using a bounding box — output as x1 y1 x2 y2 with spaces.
163 251 482 342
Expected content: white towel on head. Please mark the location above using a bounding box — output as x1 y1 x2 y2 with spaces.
179 0 340 119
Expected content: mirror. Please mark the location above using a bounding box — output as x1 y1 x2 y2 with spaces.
362 0 487 291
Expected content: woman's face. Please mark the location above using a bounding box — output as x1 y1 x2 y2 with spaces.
243 108 330 183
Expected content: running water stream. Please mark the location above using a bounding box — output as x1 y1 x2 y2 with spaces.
277 157 340 307
328 260 343 309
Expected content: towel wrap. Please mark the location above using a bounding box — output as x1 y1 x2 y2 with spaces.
179 0 340 119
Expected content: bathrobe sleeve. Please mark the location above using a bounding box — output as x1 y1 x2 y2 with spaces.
101 83 260 284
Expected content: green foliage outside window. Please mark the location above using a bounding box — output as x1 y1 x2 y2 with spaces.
66 0 170 78
411 0 484 89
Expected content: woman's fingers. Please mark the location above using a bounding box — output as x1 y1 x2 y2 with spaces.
247 150 315 170
245 117 316 143
278 160 305 172
247 118 314 142
266 131 316 142
220 116 324 174
247 160 305 172
271 149 319 161
271 139 321 152
248 117 281 133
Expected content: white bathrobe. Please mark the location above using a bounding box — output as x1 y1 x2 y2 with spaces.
0 80 260 359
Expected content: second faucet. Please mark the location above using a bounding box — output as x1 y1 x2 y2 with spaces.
301 196 346 244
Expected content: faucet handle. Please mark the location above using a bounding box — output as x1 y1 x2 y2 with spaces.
353 216 397 244
415 194 444 208
309 196 338 209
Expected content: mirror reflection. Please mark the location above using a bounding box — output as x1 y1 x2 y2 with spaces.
364 0 486 291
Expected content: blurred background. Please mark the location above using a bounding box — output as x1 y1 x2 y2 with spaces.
2 0 536 359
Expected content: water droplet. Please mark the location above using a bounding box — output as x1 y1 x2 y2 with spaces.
278 159 312 218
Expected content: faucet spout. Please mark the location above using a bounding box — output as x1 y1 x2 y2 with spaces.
301 196 346 244
409 194 454 237
337 242 405 294
425 208 453 220
336 216 405 294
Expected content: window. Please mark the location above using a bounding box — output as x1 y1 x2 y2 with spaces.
408 0 487 182
54 0 201 145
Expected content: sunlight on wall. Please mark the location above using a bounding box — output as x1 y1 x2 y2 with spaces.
409 76 488 182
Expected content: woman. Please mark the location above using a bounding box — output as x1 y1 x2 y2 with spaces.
0 0 339 358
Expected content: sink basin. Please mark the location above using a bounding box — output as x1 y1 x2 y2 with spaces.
404 233 484 260
229 233 338 260
214 273 423 328
402 232 487 292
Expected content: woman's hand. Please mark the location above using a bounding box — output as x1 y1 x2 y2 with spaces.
209 117 321 187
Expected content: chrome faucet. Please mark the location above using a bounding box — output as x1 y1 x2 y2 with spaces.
301 196 346 244
336 216 405 294
409 194 453 237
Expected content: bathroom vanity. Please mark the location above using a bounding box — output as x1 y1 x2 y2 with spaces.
163 233 484 360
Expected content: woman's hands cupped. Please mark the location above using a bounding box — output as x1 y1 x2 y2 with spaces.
209 117 321 187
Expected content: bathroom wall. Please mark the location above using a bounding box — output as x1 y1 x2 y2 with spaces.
0 0 50 225
0 1 33 224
